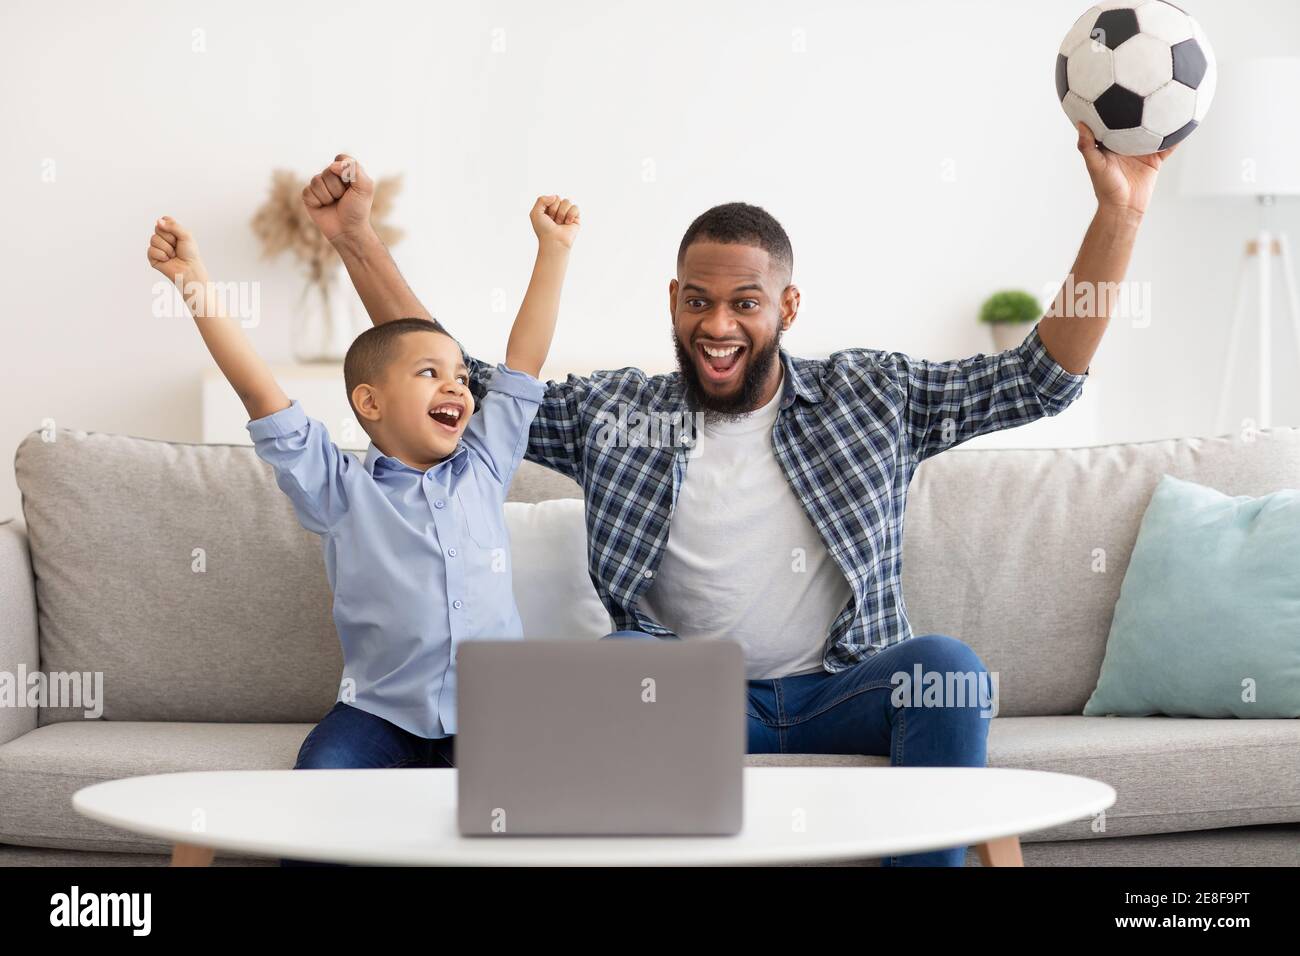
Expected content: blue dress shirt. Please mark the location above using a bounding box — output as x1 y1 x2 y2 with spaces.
247 363 546 739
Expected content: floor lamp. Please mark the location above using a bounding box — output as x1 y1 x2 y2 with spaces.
1180 57 1300 433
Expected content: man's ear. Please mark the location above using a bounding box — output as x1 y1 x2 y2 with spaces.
667 278 678 324
780 284 801 332
352 383 381 423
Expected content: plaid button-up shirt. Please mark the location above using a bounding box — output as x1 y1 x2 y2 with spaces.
467 323 1087 670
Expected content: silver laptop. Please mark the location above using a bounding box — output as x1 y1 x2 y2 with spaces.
456 639 745 836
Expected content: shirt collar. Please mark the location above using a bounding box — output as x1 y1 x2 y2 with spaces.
778 349 824 408
363 442 469 477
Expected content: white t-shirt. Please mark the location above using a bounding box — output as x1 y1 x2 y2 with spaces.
637 372 854 679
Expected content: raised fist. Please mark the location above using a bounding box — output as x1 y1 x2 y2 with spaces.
302 153 375 242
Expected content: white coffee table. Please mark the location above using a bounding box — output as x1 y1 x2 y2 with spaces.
72 766 1114 867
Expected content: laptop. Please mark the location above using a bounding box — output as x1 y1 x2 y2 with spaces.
456 639 745 836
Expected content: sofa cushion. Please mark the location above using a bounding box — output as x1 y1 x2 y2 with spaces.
3 715 1295 853
0 721 311 852
507 500 609 639
17 431 344 726
901 427 1300 716
1083 474 1300 718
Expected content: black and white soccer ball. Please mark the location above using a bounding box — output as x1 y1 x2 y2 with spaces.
1055 1 1217 155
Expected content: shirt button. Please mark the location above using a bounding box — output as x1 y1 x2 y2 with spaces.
447 548 457 558
643 569 654 579
453 600 463 610
433 499 445 509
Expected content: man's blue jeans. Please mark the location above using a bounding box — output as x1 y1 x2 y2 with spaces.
606 630 992 867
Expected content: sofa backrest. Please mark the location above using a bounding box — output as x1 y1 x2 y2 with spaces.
18 433 346 726
14 426 1300 723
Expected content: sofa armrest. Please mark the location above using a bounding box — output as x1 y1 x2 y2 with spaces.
0 519 39 745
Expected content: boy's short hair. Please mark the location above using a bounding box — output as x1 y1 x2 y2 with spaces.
343 318 463 414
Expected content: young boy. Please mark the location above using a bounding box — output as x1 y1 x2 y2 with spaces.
145 194 579 782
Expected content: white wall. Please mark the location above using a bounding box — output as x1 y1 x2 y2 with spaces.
3 0 1299 520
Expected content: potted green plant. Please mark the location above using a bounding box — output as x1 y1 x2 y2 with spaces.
979 289 1042 352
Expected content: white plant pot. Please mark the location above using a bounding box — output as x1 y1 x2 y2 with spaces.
989 321 1036 353
292 266 367 363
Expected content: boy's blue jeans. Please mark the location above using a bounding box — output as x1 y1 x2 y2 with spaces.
282 633 990 868
606 630 992 867
279 701 456 866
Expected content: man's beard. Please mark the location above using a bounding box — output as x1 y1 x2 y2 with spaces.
673 327 782 422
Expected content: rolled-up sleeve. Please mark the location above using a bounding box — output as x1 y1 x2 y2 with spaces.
247 399 350 534
1015 322 1090 412
878 322 1088 462
460 363 546 486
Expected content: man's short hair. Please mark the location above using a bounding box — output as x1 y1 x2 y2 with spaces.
676 202 793 282
343 317 459 413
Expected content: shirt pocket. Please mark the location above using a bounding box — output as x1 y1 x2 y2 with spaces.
455 485 505 550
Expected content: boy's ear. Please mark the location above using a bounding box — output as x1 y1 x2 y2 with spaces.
352 384 381 422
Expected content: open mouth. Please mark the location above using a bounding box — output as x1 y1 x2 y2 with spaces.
428 402 465 433
696 341 747 385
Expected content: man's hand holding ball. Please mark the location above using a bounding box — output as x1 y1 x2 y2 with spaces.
1074 119 1177 218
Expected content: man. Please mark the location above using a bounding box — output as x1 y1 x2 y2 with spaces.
301 121 1177 865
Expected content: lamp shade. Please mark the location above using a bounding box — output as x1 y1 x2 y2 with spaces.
1179 57 1300 197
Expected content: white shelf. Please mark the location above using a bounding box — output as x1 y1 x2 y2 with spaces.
202 365 368 450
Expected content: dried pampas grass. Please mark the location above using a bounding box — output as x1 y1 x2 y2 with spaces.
250 169 404 285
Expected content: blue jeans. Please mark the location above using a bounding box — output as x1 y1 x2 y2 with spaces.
605 630 991 867
279 700 455 866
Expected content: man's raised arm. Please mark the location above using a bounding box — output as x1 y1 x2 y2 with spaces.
1036 121 1181 374
301 154 432 327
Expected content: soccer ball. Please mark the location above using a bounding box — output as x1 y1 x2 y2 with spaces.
1055 1 1217 155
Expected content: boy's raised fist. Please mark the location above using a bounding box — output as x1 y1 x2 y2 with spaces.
531 195 581 249
146 217 205 285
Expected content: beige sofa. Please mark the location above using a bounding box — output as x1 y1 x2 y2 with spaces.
2 425 1298 866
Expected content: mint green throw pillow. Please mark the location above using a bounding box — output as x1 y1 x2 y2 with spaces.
1084 474 1300 718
